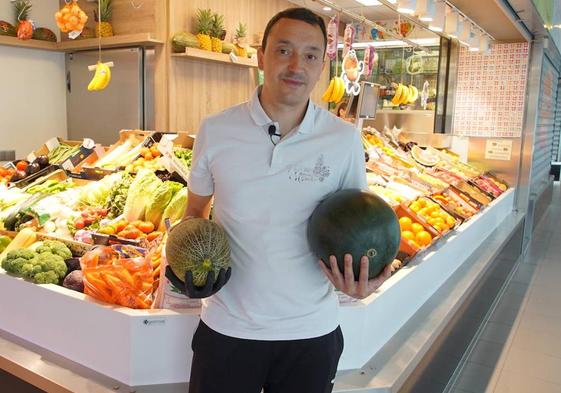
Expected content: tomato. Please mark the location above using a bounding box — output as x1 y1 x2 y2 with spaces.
138 221 154 234
147 231 162 241
75 218 85 229
115 221 128 232
16 161 28 171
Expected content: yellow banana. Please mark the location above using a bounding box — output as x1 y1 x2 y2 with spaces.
96 63 111 90
322 78 336 102
87 62 104 91
391 83 404 105
408 85 419 103
400 86 410 105
331 77 345 103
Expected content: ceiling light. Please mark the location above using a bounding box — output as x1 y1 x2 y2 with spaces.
322 6 332 11
416 0 435 22
444 7 458 37
428 0 445 32
458 18 470 45
338 37 439 48
468 30 480 51
397 0 417 15
355 0 382 5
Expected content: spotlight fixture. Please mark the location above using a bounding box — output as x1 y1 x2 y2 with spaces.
397 0 417 15
416 0 434 22
444 6 459 38
428 0 445 32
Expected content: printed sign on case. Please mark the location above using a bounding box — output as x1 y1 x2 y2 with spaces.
485 139 513 161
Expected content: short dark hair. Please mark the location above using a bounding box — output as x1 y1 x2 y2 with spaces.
261 7 327 52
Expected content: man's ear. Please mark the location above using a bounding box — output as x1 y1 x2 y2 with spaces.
257 47 265 70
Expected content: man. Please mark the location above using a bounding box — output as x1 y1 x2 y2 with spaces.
167 7 393 393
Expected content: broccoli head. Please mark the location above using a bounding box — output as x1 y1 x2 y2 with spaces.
1 248 38 276
35 240 72 260
33 270 60 285
35 252 68 280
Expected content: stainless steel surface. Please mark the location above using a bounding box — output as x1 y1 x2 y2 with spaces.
0 328 190 393
365 110 435 134
466 137 522 188
444 38 459 134
66 48 145 146
144 48 155 131
516 39 544 252
532 179 553 232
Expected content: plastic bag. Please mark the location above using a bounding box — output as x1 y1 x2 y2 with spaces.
80 245 154 309
152 244 201 310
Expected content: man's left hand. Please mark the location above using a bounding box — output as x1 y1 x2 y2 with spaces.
318 254 395 299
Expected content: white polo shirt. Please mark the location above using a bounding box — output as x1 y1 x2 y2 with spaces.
188 87 367 341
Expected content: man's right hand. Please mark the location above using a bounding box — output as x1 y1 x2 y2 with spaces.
165 266 231 299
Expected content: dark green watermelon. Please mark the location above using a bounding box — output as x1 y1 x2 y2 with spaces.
0 20 16 37
32 28 57 42
307 189 401 280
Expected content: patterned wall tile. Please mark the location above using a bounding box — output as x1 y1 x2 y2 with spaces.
453 43 529 138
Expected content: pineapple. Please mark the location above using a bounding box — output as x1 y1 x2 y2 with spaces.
94 0 113 38
210 12 224 53
233 22 248 58
14 0 33 41
194 8 212 51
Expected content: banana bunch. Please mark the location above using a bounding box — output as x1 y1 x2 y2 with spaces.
322 76 345 103
87 62 112 91
391 83 419 106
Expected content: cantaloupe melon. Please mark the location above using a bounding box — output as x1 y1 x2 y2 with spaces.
165 219 230 287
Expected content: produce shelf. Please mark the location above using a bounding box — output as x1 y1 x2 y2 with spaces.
0 35 58 51
0 33 163 53
57 33 164 52
171 47 258 68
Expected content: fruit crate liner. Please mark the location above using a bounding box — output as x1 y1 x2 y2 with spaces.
454 180 493 206
429 189 478 222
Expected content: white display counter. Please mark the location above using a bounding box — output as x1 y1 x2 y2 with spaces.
0 190 515 388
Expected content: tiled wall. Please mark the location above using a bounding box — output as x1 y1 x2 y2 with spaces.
453 43 530 138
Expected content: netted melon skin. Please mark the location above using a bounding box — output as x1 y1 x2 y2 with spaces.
165 219 231 287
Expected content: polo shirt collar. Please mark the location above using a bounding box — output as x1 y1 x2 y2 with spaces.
248 87 315 134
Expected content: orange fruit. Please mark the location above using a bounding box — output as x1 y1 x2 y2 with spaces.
416 231 432 246
411 223 424 233
399 216 413 231
402 230 415 241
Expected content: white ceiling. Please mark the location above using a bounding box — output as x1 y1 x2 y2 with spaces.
288 0 527 42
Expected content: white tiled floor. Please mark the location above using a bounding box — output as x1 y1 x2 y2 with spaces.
452 183 561 393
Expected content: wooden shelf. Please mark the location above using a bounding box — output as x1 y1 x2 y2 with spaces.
58 33 163 52
171 47 258 68
0 33 163 53
0 35 58 51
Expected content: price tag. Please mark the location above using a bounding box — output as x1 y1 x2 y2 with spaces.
485 139 512 161
45 137 60 151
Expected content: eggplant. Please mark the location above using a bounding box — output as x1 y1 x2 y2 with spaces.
25 162 41 175
34 155 49 168
10 169 26 182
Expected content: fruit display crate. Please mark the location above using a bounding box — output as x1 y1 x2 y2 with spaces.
0 190 515 386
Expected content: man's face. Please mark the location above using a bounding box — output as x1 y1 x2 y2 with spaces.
258 18 325 107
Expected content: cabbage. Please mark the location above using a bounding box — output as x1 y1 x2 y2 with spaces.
158 187 188 231
123 169 162 222
79 172 123 207
145 181 184 228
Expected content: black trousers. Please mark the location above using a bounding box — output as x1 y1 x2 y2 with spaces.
188 321 344 393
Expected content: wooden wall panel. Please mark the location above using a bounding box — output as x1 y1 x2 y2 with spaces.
58 0 162 39
168 0 329 133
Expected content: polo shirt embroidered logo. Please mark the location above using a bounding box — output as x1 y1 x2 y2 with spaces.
288 154 331 183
